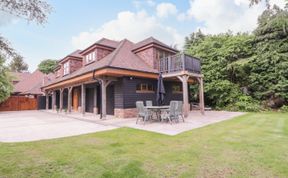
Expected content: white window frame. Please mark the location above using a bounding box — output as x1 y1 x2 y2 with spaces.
85 51 96 64
63 61 70 75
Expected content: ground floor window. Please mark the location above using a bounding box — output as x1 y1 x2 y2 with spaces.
172 84 182 94
136 83 154 93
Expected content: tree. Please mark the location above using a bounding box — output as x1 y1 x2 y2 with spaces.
184 32 257 110
249 5 288 107
0 0 51 102
9 55 28 72
0 0 52 58
38 59 57 74
0 56 12 103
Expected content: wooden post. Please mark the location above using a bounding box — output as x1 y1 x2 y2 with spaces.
99 78 112 119
68 87 73 113
45 91 49 110
198 77 205 115
177 75 190 117
93 87 97 114
81 84 86 115
59 88 63 112
52 91 56 110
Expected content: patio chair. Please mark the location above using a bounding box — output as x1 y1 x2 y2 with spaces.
161 101 178 124
136 101 152 125
176 101 184 122
146 100 153 106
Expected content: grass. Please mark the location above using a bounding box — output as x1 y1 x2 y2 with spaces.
0 112 288 177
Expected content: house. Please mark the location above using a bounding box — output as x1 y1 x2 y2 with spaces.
0 70 54 111
42 37 204 118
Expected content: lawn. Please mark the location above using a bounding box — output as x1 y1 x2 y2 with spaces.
0 112 287 178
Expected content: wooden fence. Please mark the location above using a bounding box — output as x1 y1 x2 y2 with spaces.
0 96 38 111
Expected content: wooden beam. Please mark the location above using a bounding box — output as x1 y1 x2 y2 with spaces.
163 71 203 79
94 87 97 114
98 77 113 119
81 84 86 115
67 87 73 113
42 68 158 90
197 77 205 115
177 75 190 118
52 91 56 110
59 88 63 112
45 92 49 110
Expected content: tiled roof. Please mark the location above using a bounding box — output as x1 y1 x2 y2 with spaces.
45 39 158 86
132 37 179 52
44 37 177 87
10 72 31 83
14 70 54 95
68 50 82 58
58 50 82 63
97 38 119 48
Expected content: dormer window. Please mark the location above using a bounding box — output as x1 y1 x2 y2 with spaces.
63 61 70 75
85 51 96 64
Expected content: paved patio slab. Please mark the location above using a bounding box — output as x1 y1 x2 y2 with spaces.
93 111 245 135
0 110 245 142
0 111 117 143
49 110 245 135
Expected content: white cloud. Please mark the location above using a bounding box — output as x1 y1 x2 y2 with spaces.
185 0 286 34
156 3 178 18
72 10 184 49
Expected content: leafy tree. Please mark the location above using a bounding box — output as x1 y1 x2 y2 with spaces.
0 56 12 102
0 0 51 103
38 59 57 74
185 5 288 110
0 0 52 58
185 32 256 110
249 5 288 107
9 55 28 72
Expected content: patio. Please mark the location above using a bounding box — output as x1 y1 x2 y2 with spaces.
45 110 245 136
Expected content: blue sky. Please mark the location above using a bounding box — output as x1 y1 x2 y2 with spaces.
0 0 286 71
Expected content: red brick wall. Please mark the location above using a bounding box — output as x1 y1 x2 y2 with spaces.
82 47 112 66
114 108 138 118
136 47 156 69
97 48 112 60
136 47 175 70
70 59 82 73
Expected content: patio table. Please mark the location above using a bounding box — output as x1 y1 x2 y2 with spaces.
145 106 169 121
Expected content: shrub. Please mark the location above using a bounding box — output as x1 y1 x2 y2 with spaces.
225 95 261 112
279 105 288 112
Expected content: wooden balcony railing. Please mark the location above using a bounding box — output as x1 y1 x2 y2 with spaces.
159 53 201 74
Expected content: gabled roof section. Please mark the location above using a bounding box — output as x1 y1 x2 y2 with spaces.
68 49 82 58
43 39 158 87
97 38 119 48
14 70 54 95
79 38 119 55
132 37 179 52
90 39 158 73
10 72 31 83
58 50 82 63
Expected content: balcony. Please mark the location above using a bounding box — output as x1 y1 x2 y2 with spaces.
159 53 201 76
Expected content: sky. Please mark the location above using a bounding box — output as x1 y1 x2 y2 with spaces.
0 0 286 72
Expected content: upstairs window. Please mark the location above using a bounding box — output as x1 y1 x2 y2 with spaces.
136 83 154 93
86 51 96 64
63 61 70 75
